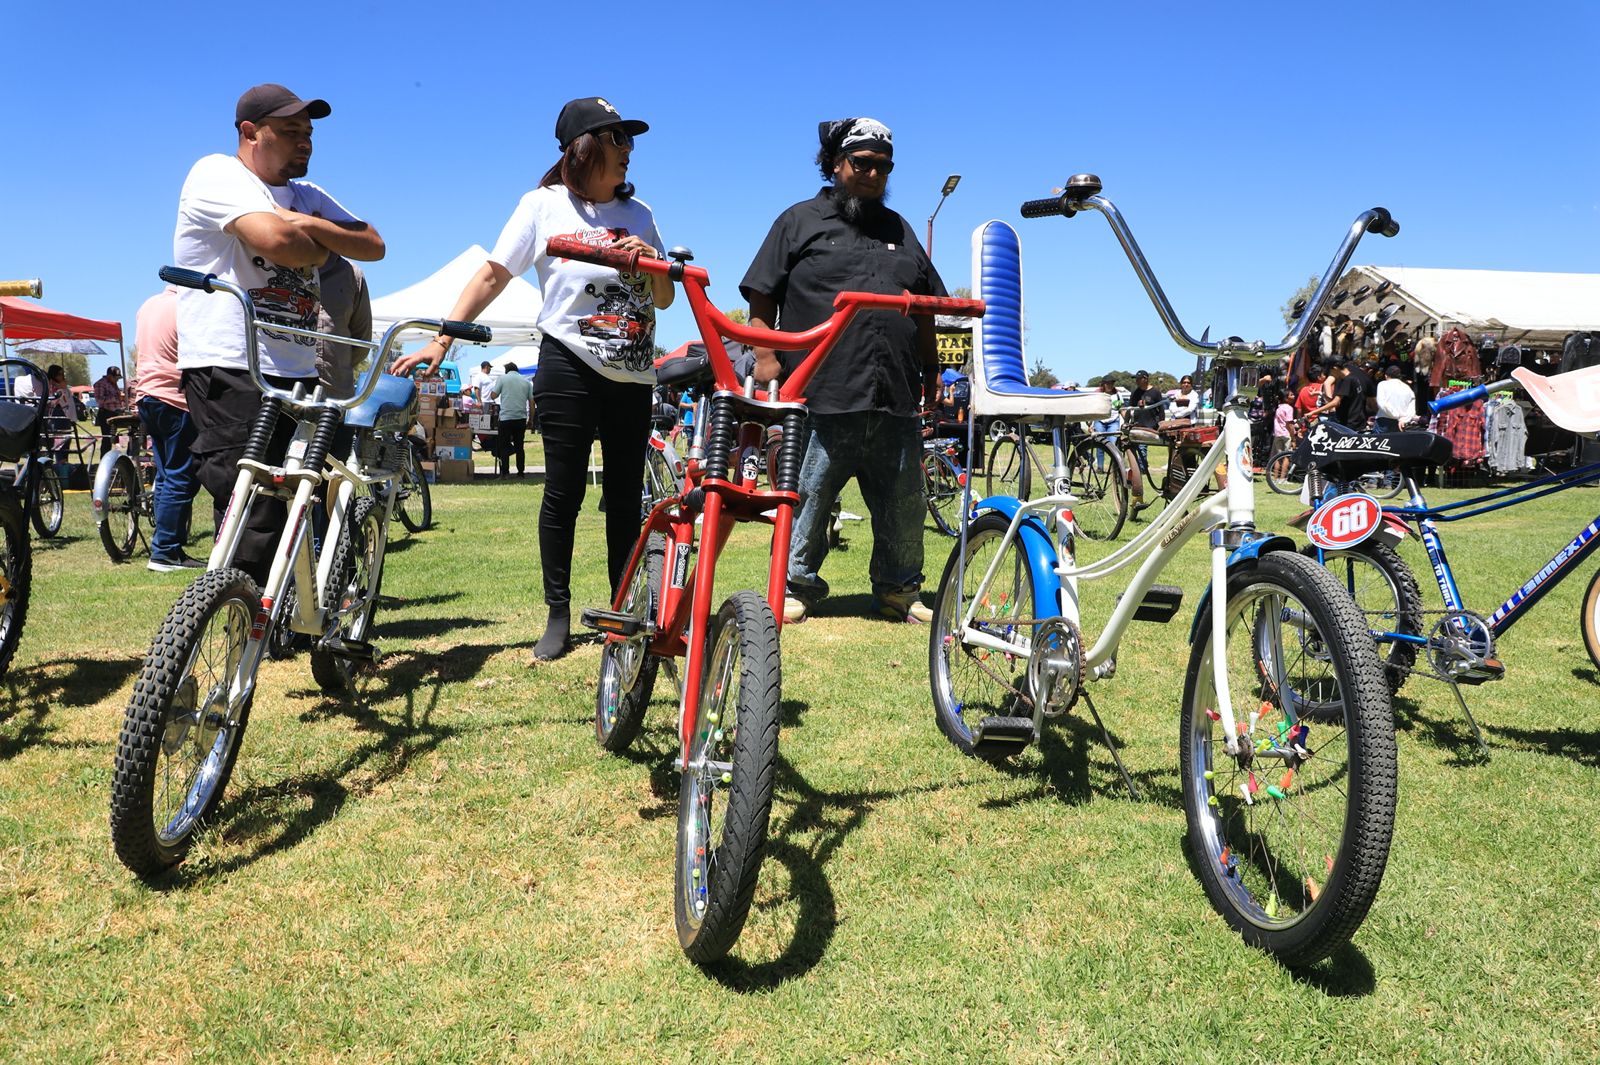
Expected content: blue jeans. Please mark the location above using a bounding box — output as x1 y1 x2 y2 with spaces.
138 396 199 559
787 412 925 608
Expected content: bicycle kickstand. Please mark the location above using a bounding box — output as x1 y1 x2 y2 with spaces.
1445 679 1491 759
1079 688 1140 801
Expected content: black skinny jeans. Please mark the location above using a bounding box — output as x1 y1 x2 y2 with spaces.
531 340 650 608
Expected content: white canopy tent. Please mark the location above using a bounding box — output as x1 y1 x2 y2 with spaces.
370 245 544 347
1330 266 1600 351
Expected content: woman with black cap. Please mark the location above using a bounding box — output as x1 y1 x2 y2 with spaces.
394 96 673 662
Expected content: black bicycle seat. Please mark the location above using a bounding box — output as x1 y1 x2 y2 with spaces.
1295 420 1453 478
655 344 713 389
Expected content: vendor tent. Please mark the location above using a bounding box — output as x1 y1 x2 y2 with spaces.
1327 266 1600 351
369 245 543 347
0 297 126 378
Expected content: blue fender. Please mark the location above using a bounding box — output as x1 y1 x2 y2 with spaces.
1187 531 1299 643
969 495 1060 619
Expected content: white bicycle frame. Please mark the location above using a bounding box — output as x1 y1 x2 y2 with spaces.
956 397 1257 753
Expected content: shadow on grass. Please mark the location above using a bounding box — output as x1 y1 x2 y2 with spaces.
31 532 87 553
979 713 1181 811
1392 690 1490 767
1486 720 1600 769
375 613 496 642
0 655 141 760
156 641 512 885
1177 835 1378 997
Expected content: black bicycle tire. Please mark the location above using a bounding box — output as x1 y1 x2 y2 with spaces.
0 496 32 679
396 443 432 533
1265 445 1304 496
1180 551 1395 966
98 456 141 562
31 463 63 538
595 533 665 752
110 567 261 877
310 497 384 695
675 590 781 964
1067 437 1129 541
923 450 962 537
984 436 1030 500
929 512 1041 761
1305 541 1422 695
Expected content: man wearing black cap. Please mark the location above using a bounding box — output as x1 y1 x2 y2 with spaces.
741 117 945 624
172 83 385 580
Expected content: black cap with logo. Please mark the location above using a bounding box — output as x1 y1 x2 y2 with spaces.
555 97 648 150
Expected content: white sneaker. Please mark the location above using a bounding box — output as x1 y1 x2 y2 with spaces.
782 597 809 624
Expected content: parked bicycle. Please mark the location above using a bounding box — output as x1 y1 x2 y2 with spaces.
930 178 1400 965
92 411 156 561
553 236 984 964
985 417 1129 540
922 426 967 537
1268 417 1404 500
0 277 50 677
1296 374 1600 753
109 265 489 878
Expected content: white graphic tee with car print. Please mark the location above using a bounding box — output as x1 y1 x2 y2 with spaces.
488 185 664 384
174 154 362 378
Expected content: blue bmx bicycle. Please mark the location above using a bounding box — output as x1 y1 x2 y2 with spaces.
1296 369 1600 754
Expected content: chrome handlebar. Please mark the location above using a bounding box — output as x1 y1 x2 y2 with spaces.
1032 178 1400 363
158 266 491 412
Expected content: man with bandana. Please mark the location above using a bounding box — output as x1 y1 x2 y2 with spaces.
741 117 946 624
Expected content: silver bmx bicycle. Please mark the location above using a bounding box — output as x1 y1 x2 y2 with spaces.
931 177 1401 966
109 266 489 878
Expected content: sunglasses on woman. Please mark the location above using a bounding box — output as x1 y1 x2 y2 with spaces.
845 154 893 175
599 128 633 150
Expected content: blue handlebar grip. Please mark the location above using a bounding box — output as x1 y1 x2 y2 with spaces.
440 320 492 343
159 266 215 291
1429 383 1487 414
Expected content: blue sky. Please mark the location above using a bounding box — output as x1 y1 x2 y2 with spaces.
4 1 1596 383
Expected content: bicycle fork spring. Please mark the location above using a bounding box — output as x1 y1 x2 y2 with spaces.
773 411 807 494
298 407 344 473
241 399 282 464
701 395 738 481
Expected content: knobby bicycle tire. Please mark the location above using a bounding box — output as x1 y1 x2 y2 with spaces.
110 567 261 877
310 497 385 695
0 495 32 678
1305 541 1422 695
1180 550 1395 967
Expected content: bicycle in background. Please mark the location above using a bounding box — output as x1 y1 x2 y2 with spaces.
0 278 49 676
92 411 156 561
109 265 489 878
554 236 984 964
930 179 1401 965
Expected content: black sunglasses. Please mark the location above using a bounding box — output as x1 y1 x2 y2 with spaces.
844 153 893 175
598 128 633 150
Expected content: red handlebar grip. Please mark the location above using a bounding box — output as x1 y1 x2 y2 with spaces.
544 235 641 273
906 295 985 318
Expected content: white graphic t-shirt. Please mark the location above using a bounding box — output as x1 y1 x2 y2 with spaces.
487 185 663 384
173 154 360 378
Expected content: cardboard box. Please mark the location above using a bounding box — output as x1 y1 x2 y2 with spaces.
420 461 438 484
434 426 472 448
435 458 475 483
419 395 441 414
469 413 495 431
433 445 472 462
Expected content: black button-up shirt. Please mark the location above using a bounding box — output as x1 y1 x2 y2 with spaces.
740 187 946 416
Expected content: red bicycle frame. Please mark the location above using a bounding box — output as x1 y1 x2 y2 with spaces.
547 237 983 761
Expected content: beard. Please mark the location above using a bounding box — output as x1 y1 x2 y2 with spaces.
835 184 890 227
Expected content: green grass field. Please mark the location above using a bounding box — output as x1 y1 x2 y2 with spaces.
2 470 1597 1062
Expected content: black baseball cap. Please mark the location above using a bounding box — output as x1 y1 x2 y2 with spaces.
555 97 648 150
1134 369 1150 378
236 83 330 128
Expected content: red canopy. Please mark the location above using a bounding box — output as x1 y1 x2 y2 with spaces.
0 297 123 343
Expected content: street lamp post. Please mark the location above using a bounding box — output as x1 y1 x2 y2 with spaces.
926 174 961 257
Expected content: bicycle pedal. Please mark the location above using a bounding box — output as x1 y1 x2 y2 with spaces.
972 715 1036 754
1455 658 1505 685
321 636 378 663
1117 583 1184 623
580 607 650 638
